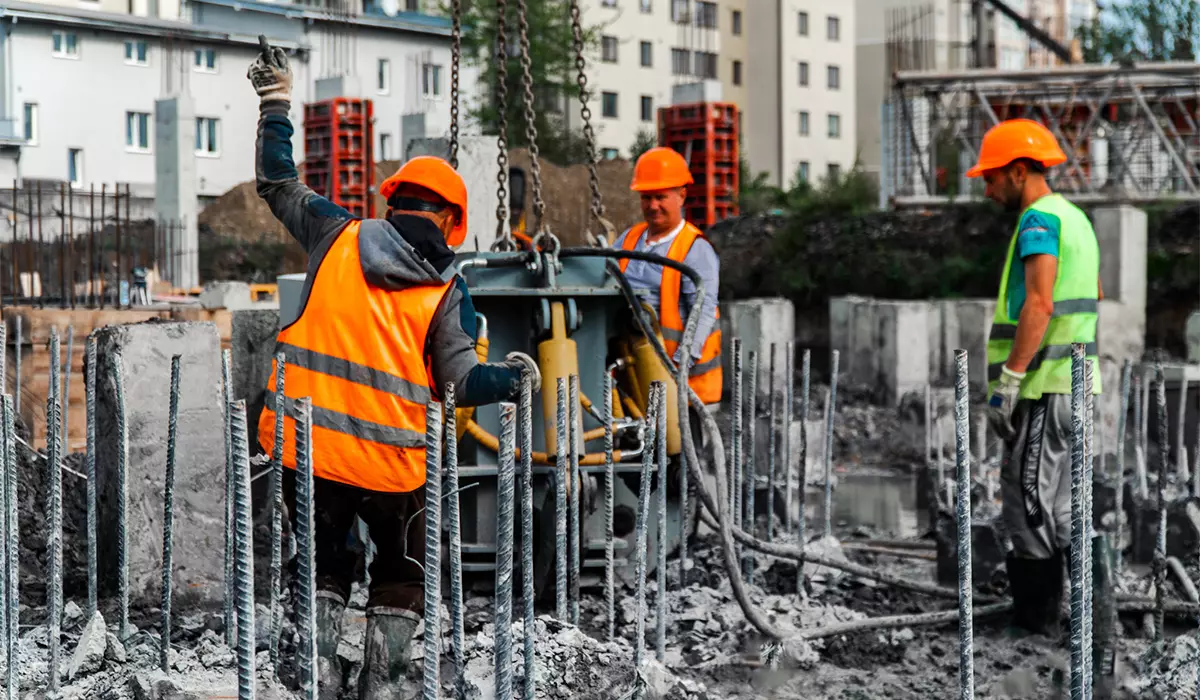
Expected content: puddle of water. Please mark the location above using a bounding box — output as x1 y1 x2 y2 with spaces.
820 470 926 539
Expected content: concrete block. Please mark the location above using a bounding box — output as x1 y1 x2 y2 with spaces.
849 298 878 388
1094 206 1148 309
1188 312 1200 363
231 308 280 455
720 298 796 402
927 301 950 386
1098 298 1145 433
671 80 723 105
95 321 226 607
877 301 932 405
827 296 857 376
956 299 996 392
198 281 252 311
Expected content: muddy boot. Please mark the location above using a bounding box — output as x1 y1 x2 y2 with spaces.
359 606 420 700
1005 550 1063 638
316 591 347 700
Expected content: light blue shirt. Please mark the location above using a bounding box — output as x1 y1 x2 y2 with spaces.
613 222 721 361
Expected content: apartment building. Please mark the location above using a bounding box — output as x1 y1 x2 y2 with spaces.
1025 0 1095 67
745 1 857 188
718 0 748 113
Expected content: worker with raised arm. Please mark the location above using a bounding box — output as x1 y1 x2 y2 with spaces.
246 38 540 699
970 119 1101 638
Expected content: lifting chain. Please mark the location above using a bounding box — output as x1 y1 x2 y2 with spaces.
569 0 615 248
491 0 517 252
516 0 546 237
448 0 462 170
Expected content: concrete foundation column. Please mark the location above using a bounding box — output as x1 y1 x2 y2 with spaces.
720 298 796 404
1093 205 1147 438
154 96 198 290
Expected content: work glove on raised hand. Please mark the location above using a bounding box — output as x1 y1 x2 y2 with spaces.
504 351 541 393
247 35 293 104
986 365 1025 443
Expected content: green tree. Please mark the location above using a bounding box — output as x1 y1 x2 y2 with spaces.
447 0 602 165
1077 0 1199 63
629 129 657 161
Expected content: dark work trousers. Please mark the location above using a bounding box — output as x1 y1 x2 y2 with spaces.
283 468 427 612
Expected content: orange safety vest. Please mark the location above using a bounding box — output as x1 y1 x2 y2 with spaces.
619 221 723 404
257 219 453 493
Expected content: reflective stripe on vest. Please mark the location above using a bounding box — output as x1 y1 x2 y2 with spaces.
257 219 452 493
986 194 1101 400
619 222 723 402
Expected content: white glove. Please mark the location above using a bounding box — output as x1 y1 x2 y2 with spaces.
247 35 293 103
986 365 1025 443
505 351 541 393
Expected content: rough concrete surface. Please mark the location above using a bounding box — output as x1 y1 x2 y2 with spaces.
230 307 280 455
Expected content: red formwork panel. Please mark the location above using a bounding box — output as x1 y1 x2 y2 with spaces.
657 102 740 230
303 97 376 219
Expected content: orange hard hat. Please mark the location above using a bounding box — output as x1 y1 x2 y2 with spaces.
630 147 694 192
966 118 1067 178
379 156 469 248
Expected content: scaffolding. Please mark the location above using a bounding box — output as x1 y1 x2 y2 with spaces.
885 62 1200 207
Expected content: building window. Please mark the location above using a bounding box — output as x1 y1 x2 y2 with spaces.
797 161 809 183
827 64 840 89
799 111 809 136
828 112 841 138
422 63 443 98
640 0 651 12
695 51 717 79
124 40 148 66
828 162 842 180
380 133 392 161
601 36 619 63
670 0 689 23
797 11 808 36
52 31 79 59
640 41 652 67
827 15 840 41
193 47 216 72
195 117 219 155
798 61 809 86
732 60 742 86
601 91 618 118
732 9 742 35
125 111 151 152
602 147 620 160
695 1 716 28
68 149 83 188
377 58 390 94
23 103 37 145
640 95 653 122
671 48 690 76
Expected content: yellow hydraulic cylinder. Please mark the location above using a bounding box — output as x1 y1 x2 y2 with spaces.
537 301 581 456
630 329 682 457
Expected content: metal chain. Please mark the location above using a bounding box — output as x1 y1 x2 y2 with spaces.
491 0 516 252
569 0 612 247
448 0 462 169
516 0 545 235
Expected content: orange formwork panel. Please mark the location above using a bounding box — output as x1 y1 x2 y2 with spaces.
657 102 740 230
303 97 376 219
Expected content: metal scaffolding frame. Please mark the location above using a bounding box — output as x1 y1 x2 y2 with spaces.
885 62 1200 208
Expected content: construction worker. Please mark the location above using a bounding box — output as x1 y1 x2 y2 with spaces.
969 118 1101 637
246 39 540 699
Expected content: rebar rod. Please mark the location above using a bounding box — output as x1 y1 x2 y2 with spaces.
495 401 517 700
602 368 616 636
14 316 20 416
519 373 537 700
766 344 777 543
823 350 840 538
231 401 256 700
655 380 668 662
421 400 443 700
1177 377 1189 481
268 353 285 674
445 383 465 700
569 375 582 625
798 349 811 548
1069 343 1088 700
743 351 757 582
62 325 73 450
952 350 973 699
85 334 97 616
1154 365 1169 642
1083 360 1095 692
782 342 794 533
3 395 15 700
731 338 743 534
632 383 660 682
555 377 568 620
295 397 317 700
1133 374 1148 499
160 355 181 673
46 328 62 695
925 384 932 470
1114 360 1131 574
111 350 130 640
221 348 235 646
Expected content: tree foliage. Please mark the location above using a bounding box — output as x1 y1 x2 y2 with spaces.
1077 0 1199 63
446 0 602 165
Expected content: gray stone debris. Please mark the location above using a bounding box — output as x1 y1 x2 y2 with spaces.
67 610 108 680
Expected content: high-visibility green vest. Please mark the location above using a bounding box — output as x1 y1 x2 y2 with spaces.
986 194 1101 400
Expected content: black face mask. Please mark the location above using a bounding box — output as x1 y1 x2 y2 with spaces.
387 213 456 274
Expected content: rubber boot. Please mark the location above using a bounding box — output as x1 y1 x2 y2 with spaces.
315 591 347 700
359 606 421 700
1006 551 1063 637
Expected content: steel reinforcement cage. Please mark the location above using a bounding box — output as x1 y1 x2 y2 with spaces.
884 62 1200 208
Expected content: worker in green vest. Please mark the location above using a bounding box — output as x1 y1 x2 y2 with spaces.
968 118 1101 637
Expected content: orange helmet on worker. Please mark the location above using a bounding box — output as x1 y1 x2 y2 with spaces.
379 155 470 248
631 147 694 234
967 119 1067 212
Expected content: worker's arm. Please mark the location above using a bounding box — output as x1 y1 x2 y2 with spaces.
677 238 721 362
426 278 525 407
1005 209 1061 373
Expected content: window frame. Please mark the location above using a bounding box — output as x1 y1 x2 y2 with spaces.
799 110 809 136
23 103 37 145
601 35 619 63
827 64 840 90
377 58 391 95
51 31 80 59
193 47 217 73
640 95 653 122
124 39 149 66
732 59 742 86
125 111 152 153
798 11 808 36
195 116 221 157
422 63 444 99
68 148 84 188
828 112 842 139
640 40 653 67
827 15 840 41
732 9 742 35
798 61 809 87
601 91 619 118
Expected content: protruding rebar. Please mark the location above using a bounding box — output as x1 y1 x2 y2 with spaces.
822 350 840 538
1114 360 1131 574
632 383 660 681
554 376 568 620
161 355 181 673
569 375 582 625
46 328 63 695
268 353 285 673
519 372 537 699
230 401 256 700
294 397 318 700
85 335 97 616
4 395 17 700
62 325 73 451
731 338 743 533
1083 359 1095 692
421 399 443 700
13 316 20 416
494 401 517 700
952 350 973 699
1133 373 1148 500
782 341 794 533
111 350 130 640
221 348 235 646
1176 376 1189 481
1068 343 1087 699
1153 364 1169 642
924 384 933 470
601 368 617 636
743 351 758 582
445 383 465 700
798 348 811 549
655 379 668 662
766 344 777 543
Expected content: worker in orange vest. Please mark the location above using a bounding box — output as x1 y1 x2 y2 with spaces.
248 39 540 699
